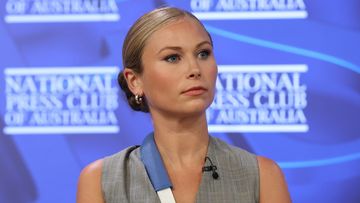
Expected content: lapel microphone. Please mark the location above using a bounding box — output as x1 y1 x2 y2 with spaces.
202 156 219 180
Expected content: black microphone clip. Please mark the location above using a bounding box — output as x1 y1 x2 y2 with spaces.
202 156 219 180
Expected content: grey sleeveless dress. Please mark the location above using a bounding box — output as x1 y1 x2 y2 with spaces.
102 136 259 203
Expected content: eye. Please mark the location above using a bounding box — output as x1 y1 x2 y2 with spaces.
164 54 180 63
198 50 211 60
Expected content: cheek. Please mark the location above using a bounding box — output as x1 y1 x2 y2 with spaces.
142 64 179 99
202 57 218 77
146 68 175 88
208 64 218 84
211 65 218 78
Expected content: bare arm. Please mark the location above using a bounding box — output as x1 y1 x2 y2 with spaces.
257 156 291 203
76 159 105 203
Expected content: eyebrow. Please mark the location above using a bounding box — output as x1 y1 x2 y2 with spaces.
157 41 212 55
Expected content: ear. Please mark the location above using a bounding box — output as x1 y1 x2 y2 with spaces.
123 68 143 95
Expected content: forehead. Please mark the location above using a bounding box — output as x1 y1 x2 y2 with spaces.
145 16 210 50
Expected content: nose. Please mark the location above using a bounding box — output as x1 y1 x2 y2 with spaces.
188 71 201 79
187 58 201 79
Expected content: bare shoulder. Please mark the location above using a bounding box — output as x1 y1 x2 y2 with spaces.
257 156 292 203
76 159 105 203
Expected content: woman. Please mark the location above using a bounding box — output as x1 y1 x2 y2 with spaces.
77 7 291 203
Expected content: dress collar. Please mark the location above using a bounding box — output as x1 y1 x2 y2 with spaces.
140 132 216 192
140 133 172 191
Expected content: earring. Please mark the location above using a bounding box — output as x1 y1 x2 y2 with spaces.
135 94 143 105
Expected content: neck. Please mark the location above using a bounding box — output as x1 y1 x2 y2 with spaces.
151 111 209 167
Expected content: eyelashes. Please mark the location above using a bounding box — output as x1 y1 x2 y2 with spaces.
163 49 212 63
198 49 211 60
164 54 180 63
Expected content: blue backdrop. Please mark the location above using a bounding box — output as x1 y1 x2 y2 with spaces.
0 0 359 202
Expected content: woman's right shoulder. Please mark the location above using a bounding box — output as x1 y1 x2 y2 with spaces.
79 158 104 179
76 159 104 203
103 145 141 167
76 145 140 203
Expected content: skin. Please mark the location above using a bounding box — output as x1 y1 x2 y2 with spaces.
76 16 291 203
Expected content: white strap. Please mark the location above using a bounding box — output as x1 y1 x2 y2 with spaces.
157 188 176 203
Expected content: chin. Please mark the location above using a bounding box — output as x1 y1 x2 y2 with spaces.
180 102 210 115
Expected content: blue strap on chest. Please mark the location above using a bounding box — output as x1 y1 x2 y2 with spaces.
140 133 172 191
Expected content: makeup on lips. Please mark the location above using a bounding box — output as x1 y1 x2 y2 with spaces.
181 86 207 96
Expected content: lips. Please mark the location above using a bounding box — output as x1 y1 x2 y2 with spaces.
181 86 207 96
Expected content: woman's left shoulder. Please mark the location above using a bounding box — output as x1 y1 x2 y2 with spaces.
257 156 282 175
257 156 292 203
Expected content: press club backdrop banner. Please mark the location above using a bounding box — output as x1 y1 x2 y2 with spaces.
0 0 359 202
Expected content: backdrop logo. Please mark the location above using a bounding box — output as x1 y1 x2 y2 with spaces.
191 0 307 20
3 67 120 134
207 64 308 133
4 0 120 23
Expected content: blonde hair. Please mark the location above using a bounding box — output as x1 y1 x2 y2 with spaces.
118 7 213 112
